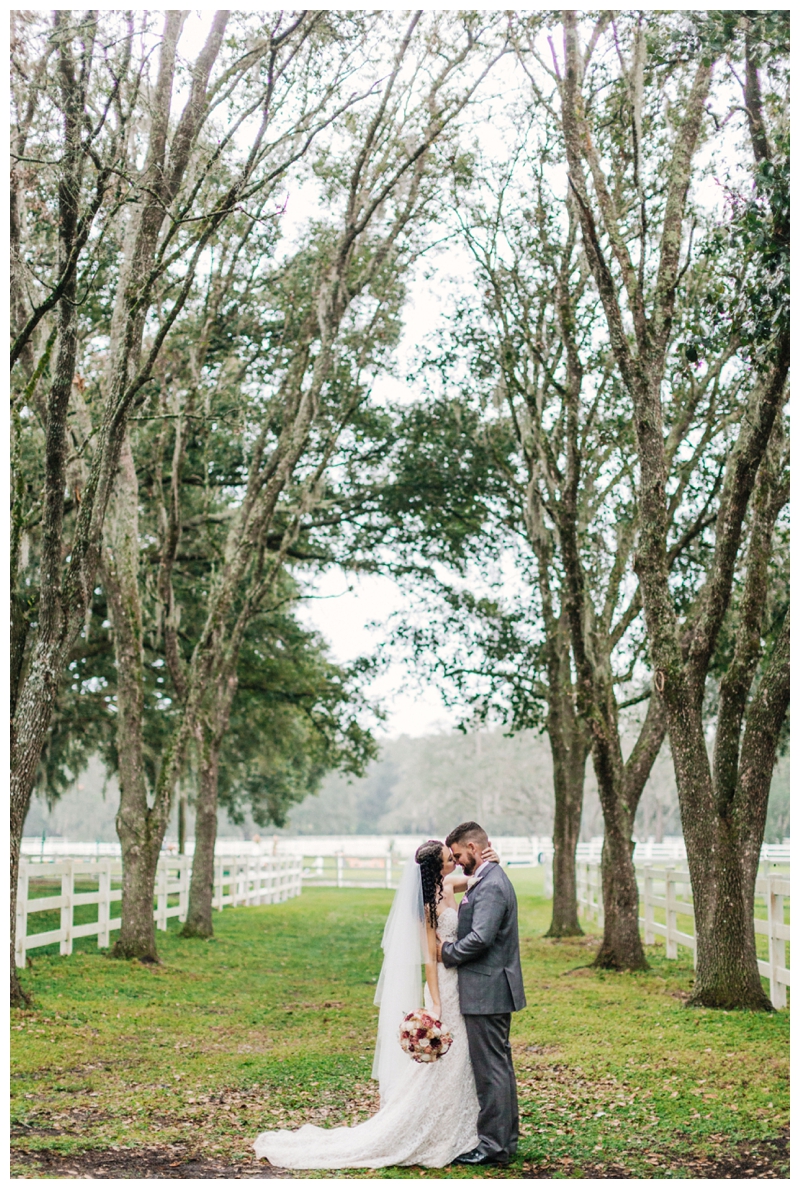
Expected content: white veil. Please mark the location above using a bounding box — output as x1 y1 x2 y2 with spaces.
371 856 431 1104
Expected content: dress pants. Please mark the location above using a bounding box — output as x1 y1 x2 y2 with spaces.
463 1013 518 1159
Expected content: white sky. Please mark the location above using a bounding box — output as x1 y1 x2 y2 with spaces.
298 569 460 738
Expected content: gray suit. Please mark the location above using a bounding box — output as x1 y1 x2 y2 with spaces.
441 864 526 1161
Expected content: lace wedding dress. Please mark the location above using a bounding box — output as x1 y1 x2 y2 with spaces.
252 907 479 1169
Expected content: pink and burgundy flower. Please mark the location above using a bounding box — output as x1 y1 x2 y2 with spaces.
399 1009 453 1063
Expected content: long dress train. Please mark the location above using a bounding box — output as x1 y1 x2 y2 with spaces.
252 907 479 1168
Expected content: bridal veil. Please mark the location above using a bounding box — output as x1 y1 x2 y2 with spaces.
371 855 431 1103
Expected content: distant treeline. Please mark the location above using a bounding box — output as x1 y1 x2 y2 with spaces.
284 731 789 844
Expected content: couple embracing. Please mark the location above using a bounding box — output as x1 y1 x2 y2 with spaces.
254 821 526 1170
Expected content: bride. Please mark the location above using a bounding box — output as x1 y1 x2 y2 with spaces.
252 839 498 1169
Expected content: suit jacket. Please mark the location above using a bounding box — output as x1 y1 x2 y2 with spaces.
440 863 526 1015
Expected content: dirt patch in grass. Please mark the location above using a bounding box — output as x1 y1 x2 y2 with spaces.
14 1131 784 1179
12 1144 288 1179
14 1131 787 1180
520 1128 789 1179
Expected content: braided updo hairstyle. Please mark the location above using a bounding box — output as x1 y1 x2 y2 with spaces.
415 839 445 931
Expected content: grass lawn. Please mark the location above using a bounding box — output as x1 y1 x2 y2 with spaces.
11 869 789 1179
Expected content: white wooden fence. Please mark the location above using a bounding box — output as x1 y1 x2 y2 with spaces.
576 861 790 1009
300 853 404 889
16 853 302 968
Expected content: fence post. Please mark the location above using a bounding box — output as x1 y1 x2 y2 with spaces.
687 873 698 969
214 856 223 911
768 875 786 1009
60 861 74 956
337 854 343 888
156 860 168 931
589 865 601 927
643 866 654 945
16 862 29 968
665 867 677 958
543 857 553 899
178 857 189 923
97 860 111 948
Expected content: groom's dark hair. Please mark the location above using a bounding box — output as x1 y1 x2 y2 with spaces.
445 821 488 848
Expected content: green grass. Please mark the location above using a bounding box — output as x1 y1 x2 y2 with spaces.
11 869 789 1178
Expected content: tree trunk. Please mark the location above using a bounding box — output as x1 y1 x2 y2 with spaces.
558 564 651 969
687 823 771 1010
112 830 162 962
682 611 789 1009
181 738 221 939
10 788 31 1007
103 434 167 962
182 670 237 939
589 691 669 969
545 699 587 938
594 834 645 970
546 782 584 937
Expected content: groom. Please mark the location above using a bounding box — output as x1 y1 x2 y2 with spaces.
437 821 526 1167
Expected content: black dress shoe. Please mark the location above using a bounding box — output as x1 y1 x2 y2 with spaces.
453 1147 510 1166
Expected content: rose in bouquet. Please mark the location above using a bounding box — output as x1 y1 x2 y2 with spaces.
399 1009 453 1063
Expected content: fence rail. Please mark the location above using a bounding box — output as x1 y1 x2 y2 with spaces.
576 861 790 1009
16 854 302 968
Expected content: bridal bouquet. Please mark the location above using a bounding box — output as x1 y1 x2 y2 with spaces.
399 1009 453 1062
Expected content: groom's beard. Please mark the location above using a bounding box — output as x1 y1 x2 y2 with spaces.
461 855 477 876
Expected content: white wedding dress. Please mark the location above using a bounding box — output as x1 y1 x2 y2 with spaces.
252 907 479 1168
